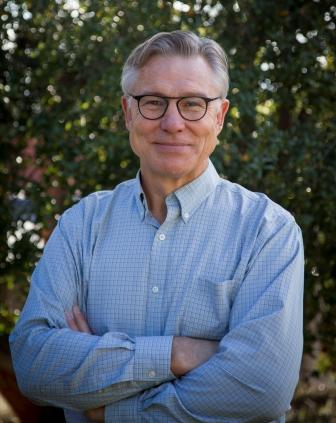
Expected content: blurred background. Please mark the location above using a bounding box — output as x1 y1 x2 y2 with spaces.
0 0 335 421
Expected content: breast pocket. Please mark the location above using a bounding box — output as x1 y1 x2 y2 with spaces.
180 277 236 340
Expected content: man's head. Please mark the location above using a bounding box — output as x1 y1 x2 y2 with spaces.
121 31 229 98
121 31 230 190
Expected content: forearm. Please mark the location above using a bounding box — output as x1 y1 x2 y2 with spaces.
140 293 303 418
171 336 219 377
141 274 304 421
9 211 176 410
104 363 291 423
10 318 174 410
144 327 301 422
105 326 301 422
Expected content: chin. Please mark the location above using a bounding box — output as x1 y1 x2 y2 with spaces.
156 162 199 181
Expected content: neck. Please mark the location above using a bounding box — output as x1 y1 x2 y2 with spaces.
140 174 179 224
140 163 208 224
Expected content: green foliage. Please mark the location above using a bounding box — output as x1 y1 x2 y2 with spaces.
1 0 335 417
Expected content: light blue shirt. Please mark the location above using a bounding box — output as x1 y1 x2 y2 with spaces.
10 161 304 422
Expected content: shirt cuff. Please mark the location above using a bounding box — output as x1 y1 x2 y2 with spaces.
133 335 175 382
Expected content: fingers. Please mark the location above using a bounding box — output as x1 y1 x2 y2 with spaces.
85 406 105 422
65 305 92 334
65 310 79 331
73 305 92 334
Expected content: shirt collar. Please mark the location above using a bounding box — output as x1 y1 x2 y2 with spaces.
134 160 220 223
134 170 147 221
174 160 220 222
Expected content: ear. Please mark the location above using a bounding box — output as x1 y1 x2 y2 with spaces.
215 99 230 136
121 96 132 130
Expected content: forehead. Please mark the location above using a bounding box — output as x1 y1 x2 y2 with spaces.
132 54 219 97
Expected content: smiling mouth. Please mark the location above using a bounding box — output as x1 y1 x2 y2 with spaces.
154 142 191 151
154 141 191 147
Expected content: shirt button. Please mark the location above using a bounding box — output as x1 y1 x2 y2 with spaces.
184 212 189 219
148 370 156 377
158 233 166 241
152 286 159 294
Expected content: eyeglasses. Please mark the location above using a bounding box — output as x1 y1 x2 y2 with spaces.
130 94 221 121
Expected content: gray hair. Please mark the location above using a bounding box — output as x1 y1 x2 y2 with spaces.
121 31 229 98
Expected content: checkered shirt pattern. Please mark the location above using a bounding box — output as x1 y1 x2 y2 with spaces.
10 161 304 423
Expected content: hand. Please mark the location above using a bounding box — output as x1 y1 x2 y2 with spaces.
171 336 219 377
65 305 105 423
85 407 105 423
65 305 92 334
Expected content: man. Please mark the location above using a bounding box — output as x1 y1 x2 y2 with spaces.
10 31 304 423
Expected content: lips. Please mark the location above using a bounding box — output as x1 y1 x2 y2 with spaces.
153 142 191 152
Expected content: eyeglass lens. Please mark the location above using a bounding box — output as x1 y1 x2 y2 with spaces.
138 96 208 120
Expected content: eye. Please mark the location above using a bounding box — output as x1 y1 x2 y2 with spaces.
180 97 206 110
141 96 166 108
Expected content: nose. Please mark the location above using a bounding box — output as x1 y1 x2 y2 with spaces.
160 101 185 133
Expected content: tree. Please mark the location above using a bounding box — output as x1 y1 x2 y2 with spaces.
1 1 335 420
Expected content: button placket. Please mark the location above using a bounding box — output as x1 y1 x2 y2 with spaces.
145 224 170 335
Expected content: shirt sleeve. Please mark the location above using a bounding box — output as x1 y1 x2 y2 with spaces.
105 218 304 422
9 201 175 411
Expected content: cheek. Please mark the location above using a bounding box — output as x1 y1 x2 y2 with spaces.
128 121 156 155
194 124 218 151
128 122 143 147
203 138 217 157
128 133 139 158
130 118 157 139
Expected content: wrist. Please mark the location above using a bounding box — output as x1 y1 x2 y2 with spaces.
171 336 188 377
